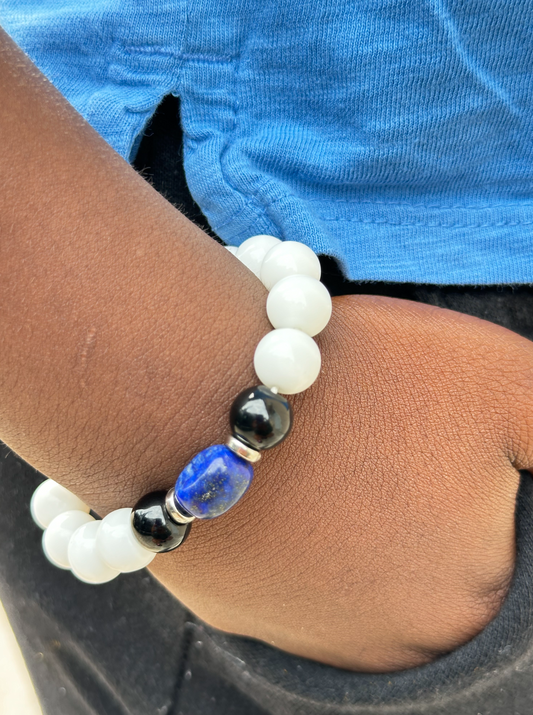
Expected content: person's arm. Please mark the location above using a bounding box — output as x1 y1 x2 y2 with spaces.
2 27 533 672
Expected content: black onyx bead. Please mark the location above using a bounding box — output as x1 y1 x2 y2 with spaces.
229 385 292 451
131 490 191 553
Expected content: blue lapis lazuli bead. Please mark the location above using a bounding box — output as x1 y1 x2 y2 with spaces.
175 445 254 519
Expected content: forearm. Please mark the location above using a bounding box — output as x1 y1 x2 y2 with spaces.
0 28 269 515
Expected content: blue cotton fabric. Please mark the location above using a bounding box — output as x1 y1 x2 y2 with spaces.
2 0 533 284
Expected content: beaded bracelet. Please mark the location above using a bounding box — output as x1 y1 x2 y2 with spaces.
30 236 332 584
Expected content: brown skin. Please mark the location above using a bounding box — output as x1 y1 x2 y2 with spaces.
1 28 532 672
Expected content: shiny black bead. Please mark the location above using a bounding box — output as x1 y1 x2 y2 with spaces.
131 490 191 553
229 385 292 451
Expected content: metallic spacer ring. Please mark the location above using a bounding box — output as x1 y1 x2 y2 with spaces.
226 435 261 463
165 489 196 525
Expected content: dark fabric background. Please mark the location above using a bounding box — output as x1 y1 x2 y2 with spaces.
1 95 533 714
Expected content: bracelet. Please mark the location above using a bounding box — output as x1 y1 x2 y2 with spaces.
30 236 332 584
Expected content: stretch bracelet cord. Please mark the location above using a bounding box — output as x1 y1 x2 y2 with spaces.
30 236 332 584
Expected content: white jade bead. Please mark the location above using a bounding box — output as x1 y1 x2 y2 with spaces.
30 479 90 530
68 521 120 584
266 275 332 337
235 235 281 277
96 508 155 573
254 328 321 394
42 510 95 570
225 245 238 255
260 241 321 290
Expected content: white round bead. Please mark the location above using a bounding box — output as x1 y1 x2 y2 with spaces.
266 275 332 336
254 328 322 394
42 510 95 570
235 235 281 277
68 521 120 584
225 245 238 255
96 508 155 573
260 241 321 290
30 479 90 530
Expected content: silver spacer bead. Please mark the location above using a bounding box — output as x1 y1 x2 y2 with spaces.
165 489 196 525
226 435 261 463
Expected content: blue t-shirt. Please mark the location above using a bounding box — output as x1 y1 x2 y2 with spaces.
2 0 533 284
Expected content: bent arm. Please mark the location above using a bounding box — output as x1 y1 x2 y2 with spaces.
3 28 533 673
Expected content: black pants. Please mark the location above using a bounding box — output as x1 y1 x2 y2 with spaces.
2 96 533 715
